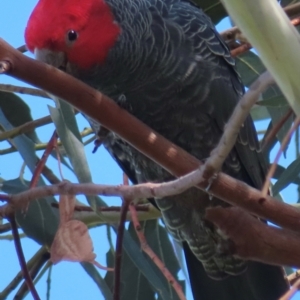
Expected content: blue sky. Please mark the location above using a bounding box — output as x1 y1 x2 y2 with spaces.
0 1 298 300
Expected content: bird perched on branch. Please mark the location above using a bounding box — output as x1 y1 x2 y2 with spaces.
25 0 289 298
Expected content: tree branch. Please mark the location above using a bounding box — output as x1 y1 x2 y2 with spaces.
280 278 300 300
261 109 293 150
0 83 49 98
9 214 41 300
206 207 300 267
0 115 52 141
30 131 58 188
1 39 300 236
262 117 300 195
129 201 186 300
1 179 300 235
287 270 300 286
204 71 273 175
113 175 130 300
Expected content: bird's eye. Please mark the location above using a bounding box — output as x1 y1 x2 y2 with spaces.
67 30 78 42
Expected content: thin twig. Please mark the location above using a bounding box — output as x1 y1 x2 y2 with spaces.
229 14 300 56
0 115 52 141
262 118 300 196
204 71 274 176
0 233 25 241
107 225 115 255
129 202 186 300
287 270 300 286
0 222 11 233
291 16 300 26
14 251 50 300
230 43 252 57
280 278 300 300
261 109 293 150
0 128 91 157
2 176 300 234
284 2 300 18
0 247 47 299
9 214 41 300
46 264 52 300
2 38 300 236
0 83 49 98
41 164 61 185
30 131 58 188
51 202 149 212
113 174 130 300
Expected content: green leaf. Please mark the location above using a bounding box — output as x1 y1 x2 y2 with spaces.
257 96 289 107
267 105 293 152
129 221 180 280
0 177 31 193
284 266 295 276
250 106 270 121
81 262 113 300
271 164 300 185
272 157 300 195
105 249 156 300
49 103 105 209
236 52 266 87
0 110 59 246
128 220 183 300
0 178 59 247
199 0 227 24
109 225 174 300
57 99 82 141
0 91 39 143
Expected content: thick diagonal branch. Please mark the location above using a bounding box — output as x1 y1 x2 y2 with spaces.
206 207 300 267
1 39 300 233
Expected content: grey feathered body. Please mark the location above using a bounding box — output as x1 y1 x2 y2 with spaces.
67 0 287 297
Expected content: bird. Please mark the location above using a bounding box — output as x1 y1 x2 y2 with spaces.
25 0 289 298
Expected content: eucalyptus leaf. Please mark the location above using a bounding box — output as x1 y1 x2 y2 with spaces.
117 227 173 300
129 220 183 300
250 106 270 121
81 262 113 300
49 102 171 298
0 110 59 246
49 104 105 209
129 221 180 280
236 52 266 87
267 106 293 153
272 157 300 195
105 249 155 300
257 96 289 107
0 177 31 194
272 164 300 185
0 91 39 143
199 0 227 24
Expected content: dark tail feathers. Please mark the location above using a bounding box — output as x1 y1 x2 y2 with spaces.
183 242 289 300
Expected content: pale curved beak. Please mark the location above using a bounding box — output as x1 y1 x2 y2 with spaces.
34 48 67 70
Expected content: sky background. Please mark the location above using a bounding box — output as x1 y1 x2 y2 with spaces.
0 1 299 300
